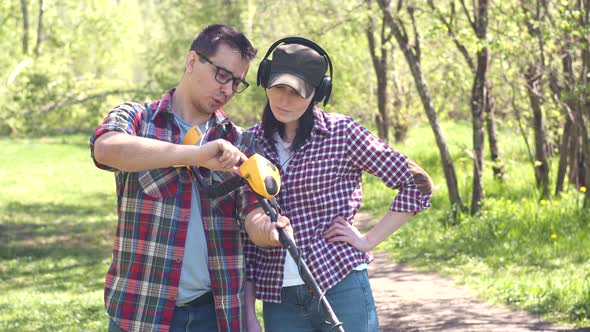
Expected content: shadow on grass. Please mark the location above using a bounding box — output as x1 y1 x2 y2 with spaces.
0 193 116 292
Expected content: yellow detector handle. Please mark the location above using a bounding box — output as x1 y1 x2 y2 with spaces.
183 126 204 145
239 154 281 199
175 126 204 167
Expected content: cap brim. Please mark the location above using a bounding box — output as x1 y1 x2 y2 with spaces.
268 73 314 99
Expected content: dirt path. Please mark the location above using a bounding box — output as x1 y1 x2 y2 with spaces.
354 212 588 332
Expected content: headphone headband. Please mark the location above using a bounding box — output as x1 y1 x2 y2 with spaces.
257 36 334 106
261 37 334 79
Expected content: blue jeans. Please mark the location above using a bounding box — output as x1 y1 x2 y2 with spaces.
263 270 379 332
108 303 218 332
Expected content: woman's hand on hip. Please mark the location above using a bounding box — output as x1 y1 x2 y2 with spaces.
323 216 372 252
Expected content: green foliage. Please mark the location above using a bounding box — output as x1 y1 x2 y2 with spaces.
0 0 146 136
1 0 587 148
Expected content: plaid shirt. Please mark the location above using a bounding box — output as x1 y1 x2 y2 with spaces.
90 89 260 332
245 108 432 302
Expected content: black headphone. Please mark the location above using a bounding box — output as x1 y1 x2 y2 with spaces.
256 37 334 106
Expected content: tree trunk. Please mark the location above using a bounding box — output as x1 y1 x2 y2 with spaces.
428 0 502 182
378 0 464 212
412 57 463 212
470 0 489 215
34 0 44 57
580 0 590 207
569 124 582 188
555 118 572 195
485 81 502 179
470 48 488 214
525 64 551 199
366 0 391 143
375 55 389 143
392 66 409 143
550 49 577 195
20 0 28 55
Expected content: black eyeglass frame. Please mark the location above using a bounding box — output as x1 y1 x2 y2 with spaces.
196 52 250 93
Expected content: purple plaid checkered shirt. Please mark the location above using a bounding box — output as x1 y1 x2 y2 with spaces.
245 108 432 302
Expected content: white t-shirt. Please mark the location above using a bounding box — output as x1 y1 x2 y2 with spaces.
273 133 306 287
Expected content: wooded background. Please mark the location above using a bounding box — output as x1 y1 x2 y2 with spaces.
1 0 588 214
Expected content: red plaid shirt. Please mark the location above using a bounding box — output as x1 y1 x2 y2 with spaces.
245 108 432 302
90 89 260 331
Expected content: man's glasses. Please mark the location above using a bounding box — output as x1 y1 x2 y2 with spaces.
196 52 249 93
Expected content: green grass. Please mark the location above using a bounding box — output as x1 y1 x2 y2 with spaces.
1 123 588 330
361 121 590 327
0 135 116 331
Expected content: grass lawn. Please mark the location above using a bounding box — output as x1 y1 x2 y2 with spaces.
0 135 116 331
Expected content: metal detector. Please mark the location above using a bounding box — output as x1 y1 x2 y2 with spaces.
182 127 345 331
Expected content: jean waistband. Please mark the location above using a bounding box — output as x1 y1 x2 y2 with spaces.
176 291 214 307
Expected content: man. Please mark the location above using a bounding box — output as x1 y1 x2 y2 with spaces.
90 24 289 332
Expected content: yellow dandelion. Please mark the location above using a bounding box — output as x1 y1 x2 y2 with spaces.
581 186 587 193
540 199 548 205
550 233 557 240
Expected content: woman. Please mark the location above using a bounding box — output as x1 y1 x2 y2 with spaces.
244 38 434 332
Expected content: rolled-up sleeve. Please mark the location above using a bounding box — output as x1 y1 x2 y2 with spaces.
346 119 432 214
89 102 145 171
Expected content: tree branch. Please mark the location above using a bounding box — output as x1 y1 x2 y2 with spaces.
20 0 29 55
366 2 381 73
34 0 44 57
408 6 421 61
459 0 476 31
427 0 476 73
27 89 140 115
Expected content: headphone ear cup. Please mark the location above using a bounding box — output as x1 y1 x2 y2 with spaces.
314 76 331 105
257 59 272 88
322 76 332 106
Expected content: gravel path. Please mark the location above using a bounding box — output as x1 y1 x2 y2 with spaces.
354 212 588 332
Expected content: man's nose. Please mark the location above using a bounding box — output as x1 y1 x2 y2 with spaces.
220 80 234 96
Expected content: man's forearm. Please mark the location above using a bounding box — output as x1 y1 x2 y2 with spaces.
245 281 257 318
94 131 215 172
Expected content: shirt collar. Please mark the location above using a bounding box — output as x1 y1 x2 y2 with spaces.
151 88 229 126
311 107 329 136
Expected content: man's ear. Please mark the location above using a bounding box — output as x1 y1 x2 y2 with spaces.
186 50 198 73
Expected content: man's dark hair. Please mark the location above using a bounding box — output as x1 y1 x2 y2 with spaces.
261 101 315 152
190 24 257 61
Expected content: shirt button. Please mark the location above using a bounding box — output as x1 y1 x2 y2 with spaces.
175 257 182 263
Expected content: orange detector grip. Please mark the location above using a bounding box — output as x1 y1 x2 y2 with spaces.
183 126 204 145
239 154 281 199
175 126 204 168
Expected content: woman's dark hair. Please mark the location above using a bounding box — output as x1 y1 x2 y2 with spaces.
190 24 257 61
262 101 315 151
